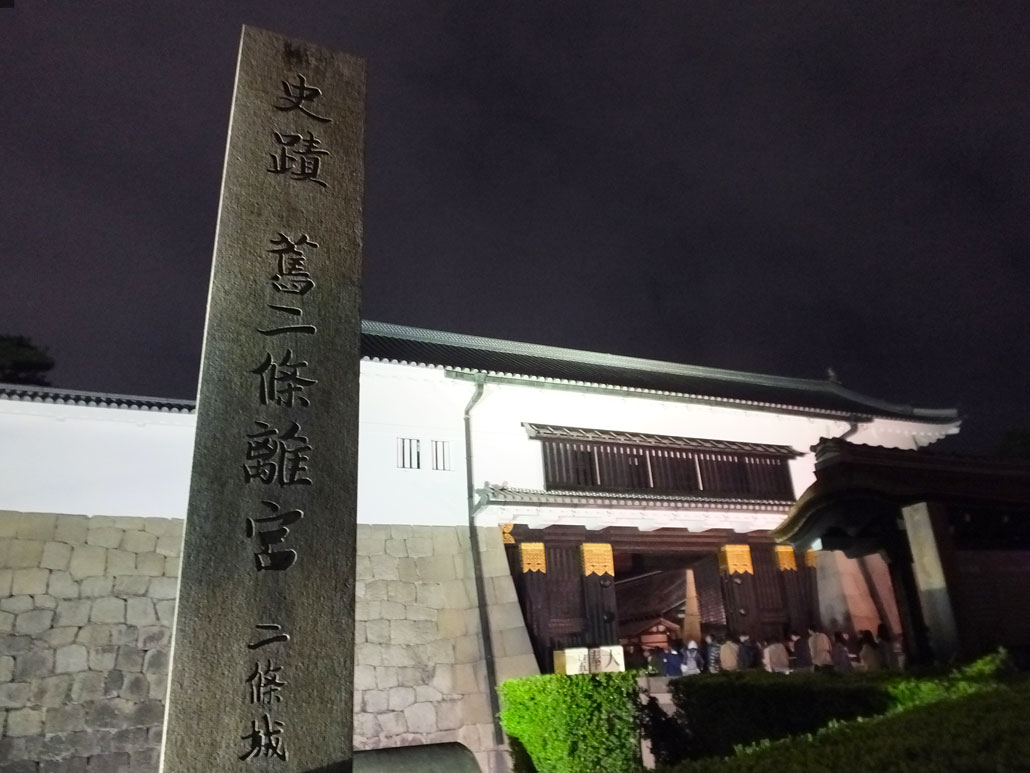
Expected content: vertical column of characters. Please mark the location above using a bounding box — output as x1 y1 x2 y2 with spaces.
238 73 334 764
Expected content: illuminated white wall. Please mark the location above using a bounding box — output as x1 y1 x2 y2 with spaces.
354 361 468 526
0 400 195 518
0 360 952 523
0 363 472 527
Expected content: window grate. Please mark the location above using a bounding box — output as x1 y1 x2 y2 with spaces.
541 439 793 499
431 440 451 471
397 438 421 469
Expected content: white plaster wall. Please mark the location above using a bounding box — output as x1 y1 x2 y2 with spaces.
0 401 195 518
355 362 470 526
0 363 475 527
0 362 949 525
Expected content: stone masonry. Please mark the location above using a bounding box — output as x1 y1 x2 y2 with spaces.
351 523 537 773
0 512 537 773
0 513 179 773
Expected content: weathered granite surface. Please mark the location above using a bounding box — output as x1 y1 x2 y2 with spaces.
162 26 367 773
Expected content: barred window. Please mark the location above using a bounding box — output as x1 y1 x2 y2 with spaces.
431 440 451 471
540 440 794 499
397 438 421 469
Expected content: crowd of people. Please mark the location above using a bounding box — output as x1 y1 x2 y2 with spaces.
624 623 903 676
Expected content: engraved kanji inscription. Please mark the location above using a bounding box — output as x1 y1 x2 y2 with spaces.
240 714 288 761
247 660 287 704
275 73 331 122
257 304 316 337
248 624 290 650
243 421 313 486
252 349 315 408
246 501 304 571
161 27 366 772
269 232 317 296
268 131 329 187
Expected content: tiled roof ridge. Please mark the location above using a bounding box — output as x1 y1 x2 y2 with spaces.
365 359 864 419
0 383 196 413
0 321 960 422
361 320 958 421
523 422 801 456
815 436 1030 470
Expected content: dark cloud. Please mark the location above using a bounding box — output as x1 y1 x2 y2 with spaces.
2 2 1028 452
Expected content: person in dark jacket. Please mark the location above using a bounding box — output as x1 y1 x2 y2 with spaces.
625 644 648 671
790 630 813 671
832 631 854 672
737 634 762 669
876 623 898 670
663 644 684 677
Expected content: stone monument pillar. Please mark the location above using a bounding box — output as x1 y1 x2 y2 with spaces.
161 26 366 772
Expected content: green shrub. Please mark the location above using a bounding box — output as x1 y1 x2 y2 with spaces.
661 651 1015 772
667 671 891 759
885 647 1009 711
497 671 641 773
663 650 1011 762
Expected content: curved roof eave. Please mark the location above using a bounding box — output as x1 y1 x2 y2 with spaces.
360 320 960 424
0 383 196 413
0 320 961 426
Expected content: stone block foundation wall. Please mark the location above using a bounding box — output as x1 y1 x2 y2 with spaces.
474 528 538 687
0 512 181 773
1 513 537 773
352 524 537 773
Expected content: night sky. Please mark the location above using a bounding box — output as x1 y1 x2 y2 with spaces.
3 3 1029 453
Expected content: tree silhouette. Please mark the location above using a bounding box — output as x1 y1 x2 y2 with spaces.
0 336 55 386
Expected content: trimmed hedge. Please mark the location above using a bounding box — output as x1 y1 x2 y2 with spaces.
500 652 1011 772
664 650 1011 761
657 651 1010 766
667 671 892 759
498 671 641 773
653 650 1011 764
675 679 1030 772
883 648 1009 709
